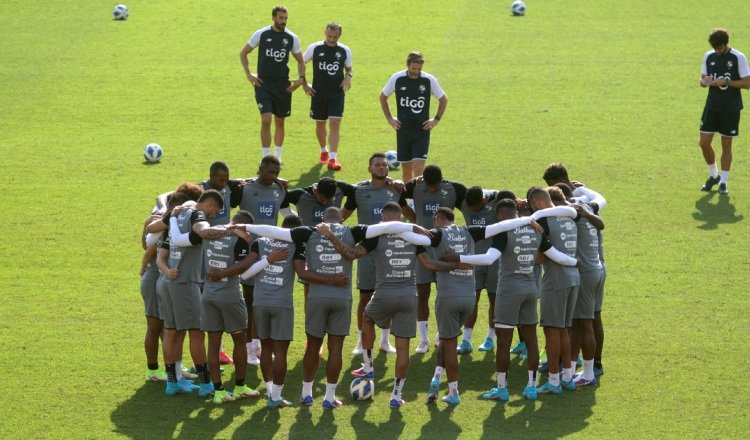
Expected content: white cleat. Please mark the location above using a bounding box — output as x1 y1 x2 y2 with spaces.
415 341 430 354
379 342 397 354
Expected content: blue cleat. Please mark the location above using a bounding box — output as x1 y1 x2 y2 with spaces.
322 399 342 409
268 397 293 409
426 378 440 403
718 183 729 195
510 342 527 356
561 379 576 391
456 339 473 355
481 387 509 402
573 374 598 387
300 395 313 406
165 378 197 396
478 337 495 352
351 366 375 379
389 398 405 409
536 381 562 395
441 394 461 405
198 382 215 398
522 385 537 400
594 365 605 376
701 175 720 192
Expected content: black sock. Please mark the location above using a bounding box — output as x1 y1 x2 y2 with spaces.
166 363 177 383
196 363 210 384
236 378 245 387
594 359 603 369
214 381 224 391
147 362 159 371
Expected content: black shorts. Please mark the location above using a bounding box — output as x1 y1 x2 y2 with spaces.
255 78 292 118
700 107 741 137
310 93 345 120
396 129 430 162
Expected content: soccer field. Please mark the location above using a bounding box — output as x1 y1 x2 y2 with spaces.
1 0 749 438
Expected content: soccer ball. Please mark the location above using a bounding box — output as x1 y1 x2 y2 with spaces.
143 143 163 163
350 378 374 401
385 150 400 170
113 4 128 20
511 1 526 16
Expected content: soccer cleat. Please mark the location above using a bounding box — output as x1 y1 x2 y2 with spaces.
145 369 168 382
478 337 495 352
577 356 583 368
322 399 343 409
536 381 562 395
319 151 329 164
522 385 538 400
165 378 198 396
539 362 549 373
181 366 198 380
268 397 293 409
300 395 314 406
701 175 720 192
247 352 260 366
213 389 236 404
415 341 430 354
219 350 234 365
327 159 343 171
352 339 363 355
718 183 729 195
561 379 576 391
482 387 510 402
426 379 440 403
351 366 375 379
389 398 405 409
510 341 527 358
198 383 215 398
573 374 598 387
380 342 397 354
233 384 260 399
442 394 461 405
456 340 473 355
594 365 605 377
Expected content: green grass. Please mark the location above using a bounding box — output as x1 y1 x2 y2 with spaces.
1 0 749 438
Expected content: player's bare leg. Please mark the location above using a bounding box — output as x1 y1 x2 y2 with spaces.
327 118 342 170
260 112 272 154
273 116 285 159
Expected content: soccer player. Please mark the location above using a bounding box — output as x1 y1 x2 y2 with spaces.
340 153 408 355
286 176 355 226
141 211 167 382
457 200 578 401
698 28 750 195
380 51 448 181
400 165 466 353
240 5 311 160
301 23 353 170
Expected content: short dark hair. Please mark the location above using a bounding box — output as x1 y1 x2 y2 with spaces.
554 182 573 199
259 155 281 171
326 22 342 33
282 214 302 228
198 189 224 210
423 165 442 186
496 198 518 214
382 201 402 215
233 210 255 224
465 186 484 206
174 182 204 201
709 28 729 48
272 5 287 16
317 177 337 198
407 51 424 64
369 152 386 166
209 161 229 177
434 207 454 222
542 163 569 184
496 190 517 201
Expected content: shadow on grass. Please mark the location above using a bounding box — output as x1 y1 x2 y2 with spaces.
286 163 335 188
693 192 743 230
350 398 405 440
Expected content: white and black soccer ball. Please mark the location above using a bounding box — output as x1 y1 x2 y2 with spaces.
113 4 129 20
350 378 374 401
385 150 400 170
143 143 163 163
511 1 526 16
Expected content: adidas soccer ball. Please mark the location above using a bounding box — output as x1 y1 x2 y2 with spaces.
143 143 163 163
350 378 374 401
113 4 128 20
511 1 526 16
385 150 400 170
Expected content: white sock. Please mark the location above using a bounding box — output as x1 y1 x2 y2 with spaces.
380 328 390 346
720 170 729 184
418 321 429 343
433 366 444 381
271 383 283 401
321 146 328 153
391 378 405 399
549 372 560 387
355 331 362 346
324 383 337 402
497 372 507 388
448 381 459 397
175 361 183 380
462 327 473 343
562 367 573 382
275 146 282 159
363 350 373 372
583 359 595 380
329 151 337 160
246 342 253 353
708 163 719 178
487 328 495 340
528 370 537 387
262 147 270 156
265 381 273 397
302 381 313 398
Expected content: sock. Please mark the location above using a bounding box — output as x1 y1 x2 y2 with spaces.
262 147 270 156
496 372 507 388
324 383 337 402
708 163 719 178
391 378 405 399
528 370 537 387
271 383 283 401
356 330 362 345
321 146 328 153
265 381 273 397
148 362 158 371
549 372 560 387
329 151 337 160
196 363 210 384
166 363 177 383
720 170 729 184
462 327 473 343
302 381 313 398
418 321 429 343
487 328 495 340
246 342 253 355
448 381 459 397
380 328 390 346
236 377 245 387
175 361 183 380
583 359 595 380
433 366 444 381
214 381 224 391
562 367 573 382
275 146 283 159
363 349 373 372
594 358 603 370
220 344 225 353
252 339 261 354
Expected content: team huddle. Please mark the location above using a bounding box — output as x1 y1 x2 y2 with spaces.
139 155 608 409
